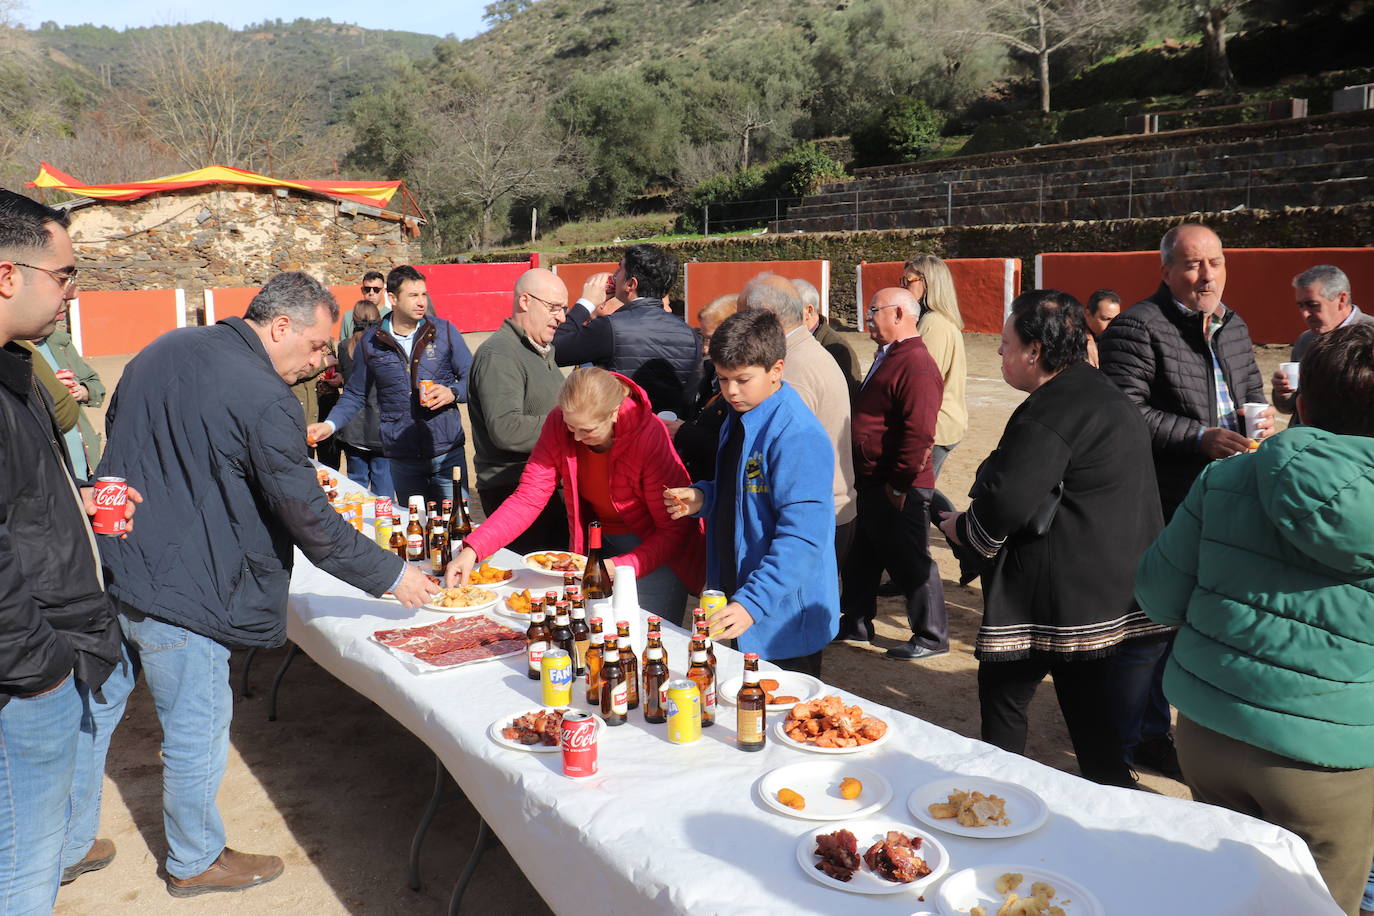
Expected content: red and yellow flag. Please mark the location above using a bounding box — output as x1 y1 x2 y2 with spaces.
29 163 402 209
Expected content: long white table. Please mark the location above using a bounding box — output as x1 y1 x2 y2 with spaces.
287 504 1340 914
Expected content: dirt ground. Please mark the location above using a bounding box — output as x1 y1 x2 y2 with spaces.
54 331 1294 915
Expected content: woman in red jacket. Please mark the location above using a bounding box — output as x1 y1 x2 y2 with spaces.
449 368 704 618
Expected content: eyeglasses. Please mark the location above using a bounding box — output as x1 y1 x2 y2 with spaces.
865 303 901 323
525 292 568 316
13 263 78 295
361 285 383 294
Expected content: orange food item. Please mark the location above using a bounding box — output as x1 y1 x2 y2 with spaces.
469 563 513 585
759 678 780 692
504 589 533 614
839 777 863 799
777 788 805 810
783 696 888 747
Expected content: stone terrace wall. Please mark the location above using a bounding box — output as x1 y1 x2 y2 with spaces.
66 186 420 323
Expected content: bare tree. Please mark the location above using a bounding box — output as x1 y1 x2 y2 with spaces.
127 24 310 171
953 0 1145 113
1188 1 1248 89
411 90 581 249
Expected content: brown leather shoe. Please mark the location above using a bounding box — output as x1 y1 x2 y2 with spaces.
165 847 284 897
60 838 116 885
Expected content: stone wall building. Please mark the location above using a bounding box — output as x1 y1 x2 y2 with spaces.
59 184 422 324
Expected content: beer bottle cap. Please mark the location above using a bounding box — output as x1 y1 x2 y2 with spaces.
744 652 759 661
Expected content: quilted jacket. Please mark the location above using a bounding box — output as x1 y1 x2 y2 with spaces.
1136 426 1374 769
1098 283 1265 517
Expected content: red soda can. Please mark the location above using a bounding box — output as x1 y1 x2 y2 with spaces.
560 710 598 778
91 477 129 536
374 495 392 521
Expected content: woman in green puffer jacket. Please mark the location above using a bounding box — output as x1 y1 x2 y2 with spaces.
1136 323 1374 916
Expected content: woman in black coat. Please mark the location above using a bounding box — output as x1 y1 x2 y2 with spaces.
941 290 1170 787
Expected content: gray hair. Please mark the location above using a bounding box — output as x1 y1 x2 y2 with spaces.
1160 223 1222 265
244 271 340 326
1293 264 1350 300
790 277 820 311
740 272 805 328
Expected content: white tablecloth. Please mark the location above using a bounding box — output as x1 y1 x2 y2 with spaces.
288 506 1339 914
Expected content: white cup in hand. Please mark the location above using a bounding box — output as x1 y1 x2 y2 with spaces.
1279 362 1299 389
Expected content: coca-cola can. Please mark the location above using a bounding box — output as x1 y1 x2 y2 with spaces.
91 477 128 536
374 496 392 522
560 710 598 778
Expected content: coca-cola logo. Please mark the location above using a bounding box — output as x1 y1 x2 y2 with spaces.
562 721 597 749
93 487 127 507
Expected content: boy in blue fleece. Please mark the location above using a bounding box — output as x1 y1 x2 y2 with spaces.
664 309 838 674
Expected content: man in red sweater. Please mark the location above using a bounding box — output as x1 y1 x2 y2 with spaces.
837 287 947 660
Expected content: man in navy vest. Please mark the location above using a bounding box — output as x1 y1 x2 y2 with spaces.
552 244 700 417
310 265 473 507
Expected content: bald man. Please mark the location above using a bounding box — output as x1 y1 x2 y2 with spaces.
467 268 570 551
838 287 947 660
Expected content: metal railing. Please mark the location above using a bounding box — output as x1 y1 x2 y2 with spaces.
699 195 805 235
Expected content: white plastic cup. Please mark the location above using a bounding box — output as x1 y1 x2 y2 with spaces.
1280 362 1300 389
1243 402 1268 438
656 410 678 422
611 565 642 649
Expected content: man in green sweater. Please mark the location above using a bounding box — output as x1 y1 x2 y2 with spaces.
1136 322 1374 916
467 268 569 552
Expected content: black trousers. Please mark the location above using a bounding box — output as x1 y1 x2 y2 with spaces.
840 485 947 650
978 656 1134 788
477 483 569 556
773 650 823 678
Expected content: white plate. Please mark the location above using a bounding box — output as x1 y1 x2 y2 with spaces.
421 587 499 615
758 761 893 821
521 550 588 576
487 709 605 754
908 777 1049 839
773 717 892 755
795 820 948 896
936 864 1103 916
718 672 824 711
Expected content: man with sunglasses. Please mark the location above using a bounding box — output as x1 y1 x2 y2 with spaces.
467 268 570 552
338 270 390 343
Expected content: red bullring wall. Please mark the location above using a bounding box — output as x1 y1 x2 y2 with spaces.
857 259 1021 334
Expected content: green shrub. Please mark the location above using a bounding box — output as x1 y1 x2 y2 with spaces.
676 143 848 232
851 97 943 166
958 113 1062 156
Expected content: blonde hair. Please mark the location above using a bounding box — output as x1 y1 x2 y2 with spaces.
698 294 739 328
903 254 963 330
558 367 627 422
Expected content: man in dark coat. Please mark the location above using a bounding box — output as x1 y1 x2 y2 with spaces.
74 273 438 898
0 191 131 909
1097 222 1272 784
552 243 700 417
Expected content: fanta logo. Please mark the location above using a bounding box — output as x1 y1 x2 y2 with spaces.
550 667 573 687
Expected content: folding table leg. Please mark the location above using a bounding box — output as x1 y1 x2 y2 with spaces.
267 643 300 722
409 753 449 891
239 647 258 699
448 818 492 916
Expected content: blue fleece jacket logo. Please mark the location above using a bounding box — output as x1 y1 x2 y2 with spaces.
744 452 768 493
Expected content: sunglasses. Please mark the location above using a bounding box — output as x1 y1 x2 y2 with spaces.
362 285 383 294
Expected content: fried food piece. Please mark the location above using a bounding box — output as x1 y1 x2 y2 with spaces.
776 788 805 810
759 678 780 692
928 789 1011 827
434 585 495 608
468 563 513 585
862 831 930 883
1029 882 1055 902
769 694 800 705
504 589 533 614
996 872 1024 894
783 695 888 746
838 777 862 799
813 829 859 882
972 909 988 916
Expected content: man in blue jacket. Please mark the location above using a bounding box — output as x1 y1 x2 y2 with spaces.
75 272 438 897
310 265 473 507
664 309 838 674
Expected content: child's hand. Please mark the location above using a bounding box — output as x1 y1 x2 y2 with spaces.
663 486 702 519
707 601 754 640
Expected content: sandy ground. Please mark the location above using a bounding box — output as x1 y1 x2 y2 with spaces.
54 331 1295 915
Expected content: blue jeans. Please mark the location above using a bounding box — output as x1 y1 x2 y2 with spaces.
1108 633 1174 763
390 443 468 509
342 444 392 498
64 608 233 880
1363 861 1373 912
0 675 81 914
602 531 690 623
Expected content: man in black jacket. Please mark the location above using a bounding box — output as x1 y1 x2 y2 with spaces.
71 272 438 898
1098 222 1272 785
0 192 133 908
552 243 700 416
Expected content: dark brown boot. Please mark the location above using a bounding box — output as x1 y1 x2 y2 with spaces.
60 838 116 885
165 847 284 897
